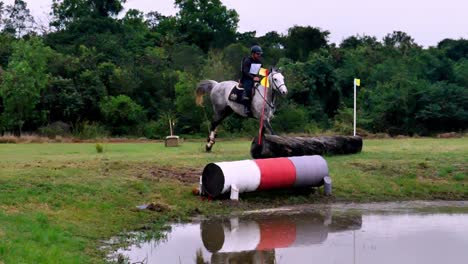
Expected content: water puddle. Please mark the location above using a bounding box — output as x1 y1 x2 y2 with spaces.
109 201 468 264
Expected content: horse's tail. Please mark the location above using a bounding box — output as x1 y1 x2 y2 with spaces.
196 80 218 106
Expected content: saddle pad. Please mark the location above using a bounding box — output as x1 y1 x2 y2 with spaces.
228 84 246 104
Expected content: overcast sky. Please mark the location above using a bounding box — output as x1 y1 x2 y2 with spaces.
3 0 468 47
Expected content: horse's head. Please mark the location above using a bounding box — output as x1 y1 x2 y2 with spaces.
268 68 288 96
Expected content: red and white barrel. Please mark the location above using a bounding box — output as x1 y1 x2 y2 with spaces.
288 155 329 187
201 160 261 197
201 155 330 198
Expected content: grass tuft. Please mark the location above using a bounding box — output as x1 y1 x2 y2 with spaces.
95 143 104 153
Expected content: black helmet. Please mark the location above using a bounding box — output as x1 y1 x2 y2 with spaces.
250 45 263 54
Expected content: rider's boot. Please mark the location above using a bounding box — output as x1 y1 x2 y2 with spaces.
241 91 251 116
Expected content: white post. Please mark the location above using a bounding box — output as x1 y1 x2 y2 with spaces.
353 79 357 136
169 117 173 136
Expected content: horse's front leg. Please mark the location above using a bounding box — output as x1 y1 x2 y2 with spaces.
264 119 276 135
206 128 217 151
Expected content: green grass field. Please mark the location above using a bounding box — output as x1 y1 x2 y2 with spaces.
0 138 467 263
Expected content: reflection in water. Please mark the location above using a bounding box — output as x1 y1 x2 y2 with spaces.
111 203 468 264
200 210 361 263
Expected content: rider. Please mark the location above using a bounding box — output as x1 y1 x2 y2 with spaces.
240 45 263 115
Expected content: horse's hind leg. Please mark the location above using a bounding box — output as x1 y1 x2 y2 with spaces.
206 107 233 152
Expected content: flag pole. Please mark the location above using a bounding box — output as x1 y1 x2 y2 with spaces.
353 78 357 136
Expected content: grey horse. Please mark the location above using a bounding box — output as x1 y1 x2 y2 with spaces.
196 68 288 151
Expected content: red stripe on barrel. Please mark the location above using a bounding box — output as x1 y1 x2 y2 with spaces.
254 158 296 190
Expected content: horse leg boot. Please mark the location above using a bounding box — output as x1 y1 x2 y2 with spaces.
206 130 217 151
205 107 233 152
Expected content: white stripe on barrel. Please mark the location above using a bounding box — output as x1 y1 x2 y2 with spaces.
288 155 329 187
202 160 261 197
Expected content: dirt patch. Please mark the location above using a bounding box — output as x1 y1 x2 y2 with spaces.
0 205 20 215
437 132 462 138
152 167 202 184
134 165 202 184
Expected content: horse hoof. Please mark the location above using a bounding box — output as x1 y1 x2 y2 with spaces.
205 145 212 152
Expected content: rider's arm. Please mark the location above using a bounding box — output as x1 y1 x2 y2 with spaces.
242 58 254 80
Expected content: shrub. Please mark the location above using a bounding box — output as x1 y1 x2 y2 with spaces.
73 121 109 139
143 120 167 139
100 95 147 136
38 121 71 138
95 143 104 153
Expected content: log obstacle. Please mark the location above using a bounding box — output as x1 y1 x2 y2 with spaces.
201 155 331 200
251 135 363 159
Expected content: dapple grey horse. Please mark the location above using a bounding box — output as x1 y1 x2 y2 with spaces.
196 69 288 151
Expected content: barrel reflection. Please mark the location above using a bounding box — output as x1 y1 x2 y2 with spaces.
200 210 362 263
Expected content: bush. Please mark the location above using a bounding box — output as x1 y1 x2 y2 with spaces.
332 107 354 135
95 143 104 153
38 121 71 138
143 120 167 139
273 103 309 133
100 95 147 135
73 121 109 139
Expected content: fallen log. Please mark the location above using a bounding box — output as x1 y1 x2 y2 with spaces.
251 135 363 159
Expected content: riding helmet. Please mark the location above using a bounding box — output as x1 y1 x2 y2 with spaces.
250 45 263 54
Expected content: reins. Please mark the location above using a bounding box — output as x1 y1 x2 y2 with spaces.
256 72 282 144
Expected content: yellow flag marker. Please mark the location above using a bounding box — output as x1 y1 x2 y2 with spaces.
355 78 361 86
259 68 269 88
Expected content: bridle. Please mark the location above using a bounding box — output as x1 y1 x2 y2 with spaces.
255 72 285 109
269 72 286 91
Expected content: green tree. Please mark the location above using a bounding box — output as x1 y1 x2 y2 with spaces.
415 82 467 133
174 71 205 134
0 38 50 134
340 34 380 49
280 51 339 123
221 43 249 80
51 0 126 29
100 95 146 135
175 0 239 52
0 1 4 25
43 77 83 123
273 102 309 133
2 0 34 37
284 26 329 62
453 58 468 87
383 31 421 55
76 69 107 121
257 31 286 66
437 38 468 61
201 50 234 81
169 43 204 76
364 76 425 135
121 9 152 55
0 33 14 67
134 46 177 119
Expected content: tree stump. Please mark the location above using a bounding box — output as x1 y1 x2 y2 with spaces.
251 135 363 159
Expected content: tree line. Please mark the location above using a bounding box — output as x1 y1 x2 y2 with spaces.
0 0 466 138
